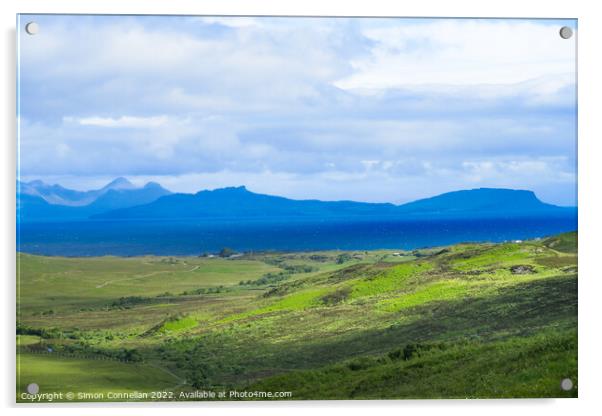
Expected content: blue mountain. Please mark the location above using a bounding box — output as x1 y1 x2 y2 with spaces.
18 177 137 206
17 179 171 222
92 186 573 221
395 188 570 218
18 177 574 223
85 182 171 212
92 186 399 219
17 193 82 221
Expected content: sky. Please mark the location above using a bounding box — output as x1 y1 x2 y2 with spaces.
17 15 577 205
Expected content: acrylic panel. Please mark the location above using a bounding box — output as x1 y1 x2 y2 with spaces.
16 15 577 402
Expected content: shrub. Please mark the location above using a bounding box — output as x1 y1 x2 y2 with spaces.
219 247 236 258
347 357 376 371
283 264 318 273
336 254 353 264
321 287 352 306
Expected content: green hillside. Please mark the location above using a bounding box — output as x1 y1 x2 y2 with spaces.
16 232 577 401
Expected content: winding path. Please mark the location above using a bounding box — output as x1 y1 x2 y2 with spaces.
95 265 200 289
147 361 188 391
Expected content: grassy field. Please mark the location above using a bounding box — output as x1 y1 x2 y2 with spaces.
18 353 181 401
16 232 577 401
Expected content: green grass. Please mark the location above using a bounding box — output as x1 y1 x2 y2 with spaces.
350 262 432 299
220 287 330 323
450 243 538 271
159 315 198 333
17 254 282 314
17 353 180 402
250 329 577 399
543 232 578 253
379 280 476 312
16 232 577 401
17 335 41 346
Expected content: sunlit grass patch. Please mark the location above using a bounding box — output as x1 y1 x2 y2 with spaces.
467 264 566 286
451 243 541 271
17 334 41 346
267 288 329 311
351 262 432 299
158 315 198 333
379 280 479 312
220 288 329 323
380 263 568 313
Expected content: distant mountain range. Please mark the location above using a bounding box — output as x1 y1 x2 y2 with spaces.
17 178 171 221
15 177 576 223
18 177 138 206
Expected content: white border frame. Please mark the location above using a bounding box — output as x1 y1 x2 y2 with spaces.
2 1 601 415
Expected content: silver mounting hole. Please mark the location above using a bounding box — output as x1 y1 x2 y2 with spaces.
26 383 39 394
559 26 573 40
25 22 39 35
560 378 574 391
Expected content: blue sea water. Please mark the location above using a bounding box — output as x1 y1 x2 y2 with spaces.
17 215 577 257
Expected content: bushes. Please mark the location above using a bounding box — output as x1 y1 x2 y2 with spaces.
92 347 143 362
24 337 144 362
309 254 329 262
283 264 318 273
239 264 318 287
336 254 353 264
347 357 377 371
17 324 43 337
17 324 64 339
122 348 143 362
181 285 227 295
240 272 290 287
109 296 154 309
219 247 236 258
388 343 444 361
321 287 351 306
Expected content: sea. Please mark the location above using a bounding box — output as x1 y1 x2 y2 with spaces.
16 214 578 257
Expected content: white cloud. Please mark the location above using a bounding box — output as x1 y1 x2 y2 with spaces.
67 115 169 128
198 16 260 28
458 157 576 201
335 20 576 91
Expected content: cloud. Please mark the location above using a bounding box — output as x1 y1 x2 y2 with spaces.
65 115 169 128
460 157 575 184
198 16 261 28
17 16 577 206
335 19 576 90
